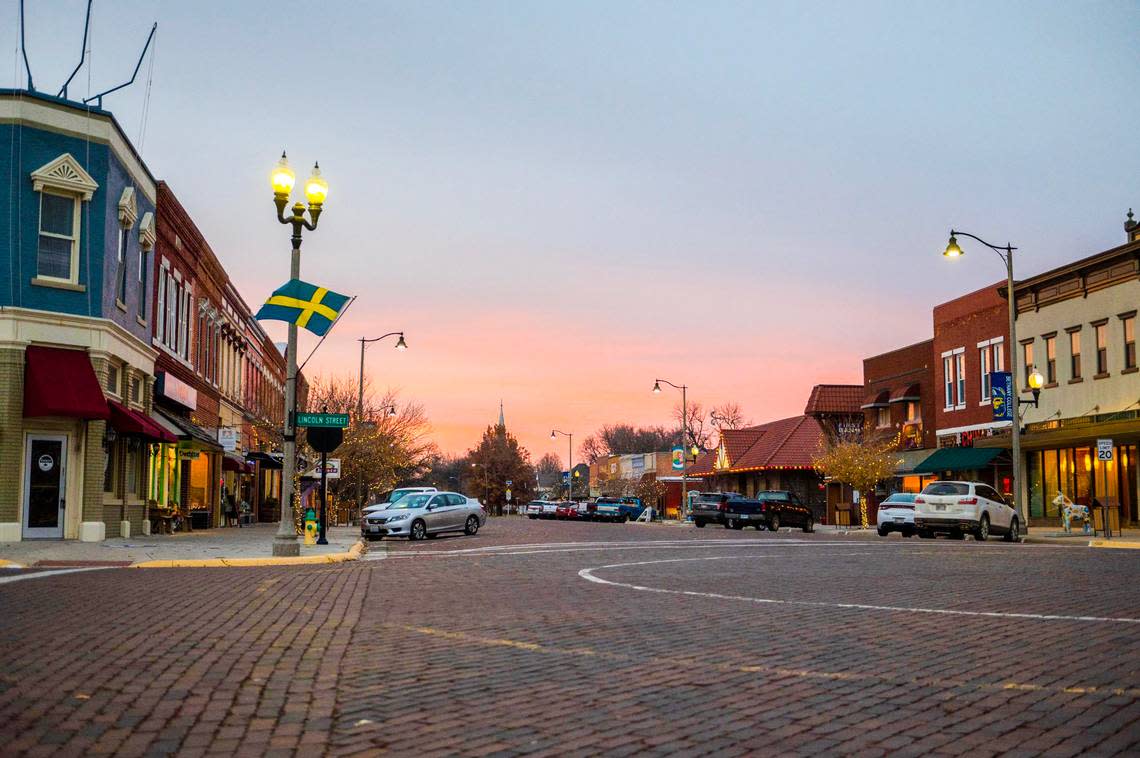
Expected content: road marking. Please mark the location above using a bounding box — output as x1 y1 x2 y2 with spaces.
0 567 114 585
388 623 1140 698
578 555 1140 624
385 539 895 557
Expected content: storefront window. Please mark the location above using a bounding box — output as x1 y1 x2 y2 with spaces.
1043 449 1058 517
1075 448 1092 503
1027 451 1044 518
188 452 210 512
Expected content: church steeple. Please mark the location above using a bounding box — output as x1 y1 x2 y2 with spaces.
498 400 505 427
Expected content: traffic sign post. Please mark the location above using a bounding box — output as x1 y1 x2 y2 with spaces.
1097 439 1113 539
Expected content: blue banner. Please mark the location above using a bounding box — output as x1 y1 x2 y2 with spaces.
991 371 1013 421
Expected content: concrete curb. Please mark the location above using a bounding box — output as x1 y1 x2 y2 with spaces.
0 559 25 569
1088 539 1140 550
130 540 365 568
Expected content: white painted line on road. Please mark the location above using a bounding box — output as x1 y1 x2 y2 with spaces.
0 567 115 585
578 555 1140 624
386 539 889 557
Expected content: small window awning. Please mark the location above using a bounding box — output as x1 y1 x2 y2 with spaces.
109 401 177 442
223 452 252 472
912 447 1004 474
151 408 223 451
889 383 921 403
23 345 110 420
861 389 890 409
246 451 283 470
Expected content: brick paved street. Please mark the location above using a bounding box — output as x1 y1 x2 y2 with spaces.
2 519 1139 756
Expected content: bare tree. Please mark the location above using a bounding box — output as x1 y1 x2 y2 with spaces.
673 401 712 450
711 402 749 431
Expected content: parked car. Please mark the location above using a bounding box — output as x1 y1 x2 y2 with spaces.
589 496 646 523
691 492 741 528
555 502 580 519
361 491 486 541
914 481 1020 541
876 492 917 537
361 486 438 519
723 490 815 532
524 500 553 519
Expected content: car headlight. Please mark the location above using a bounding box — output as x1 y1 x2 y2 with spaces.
387 513 410 521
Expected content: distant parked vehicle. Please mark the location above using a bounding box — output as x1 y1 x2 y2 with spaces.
524 500 551 519
554 502 580 520
362 491 486 541
876 492 917 537
914 481 1020 541
691 492 741 528
591 497 646 523
724 491 815 533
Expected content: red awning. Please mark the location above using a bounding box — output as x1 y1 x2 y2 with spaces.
108 401 177 442
889 383 921 403
23 346 111 420
860 389 890 409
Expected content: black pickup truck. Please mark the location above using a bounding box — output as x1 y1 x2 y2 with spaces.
723 490 815 533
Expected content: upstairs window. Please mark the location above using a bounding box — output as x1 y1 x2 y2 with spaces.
954 352 965 408
876 406 890 429
943 356 954 408
1044 335 1056 384
1095 323 1108 375
1124 316 1136 370
1022 342 1035 388
1069 330 1082 380
38 192 79 281
979 345 992 401
116 227 129 304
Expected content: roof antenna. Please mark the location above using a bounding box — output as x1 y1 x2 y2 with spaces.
19 0 34 91
83 22 157 108
58 0 95 100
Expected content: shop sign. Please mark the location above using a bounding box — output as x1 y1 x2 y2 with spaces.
990 372 1013 422
959 428 994 447
305 458 341 479
157 372 197 410
217 427 239 452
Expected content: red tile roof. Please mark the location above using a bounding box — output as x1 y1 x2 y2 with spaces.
803 384 864 415
687 415 826 477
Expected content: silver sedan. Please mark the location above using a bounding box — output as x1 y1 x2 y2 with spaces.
361 491 486 541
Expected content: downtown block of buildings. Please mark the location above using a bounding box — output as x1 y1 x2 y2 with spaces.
683 216 1139 529
0 89 295 542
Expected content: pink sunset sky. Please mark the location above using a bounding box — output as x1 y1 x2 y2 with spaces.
7 2 1138 460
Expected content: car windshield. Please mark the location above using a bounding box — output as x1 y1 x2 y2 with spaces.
389 494 433 509
596 498 619 504
921 482 970 496
389 488 424 502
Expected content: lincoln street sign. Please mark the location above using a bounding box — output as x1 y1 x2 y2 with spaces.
295 412 349 428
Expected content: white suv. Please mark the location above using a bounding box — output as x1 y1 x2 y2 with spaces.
914 481 1021 542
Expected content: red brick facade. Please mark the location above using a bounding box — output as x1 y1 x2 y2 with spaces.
861 339 936 450
932 283 1010 447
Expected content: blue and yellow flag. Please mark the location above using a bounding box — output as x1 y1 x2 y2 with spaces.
255 279 351 337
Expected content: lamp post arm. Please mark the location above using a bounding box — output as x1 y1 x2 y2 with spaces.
655 378 685 392
950 229 1016 264
362 332 405 346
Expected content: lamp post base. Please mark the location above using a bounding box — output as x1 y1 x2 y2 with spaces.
271 537 300 557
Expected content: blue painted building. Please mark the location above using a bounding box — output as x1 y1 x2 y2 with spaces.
0 89 162 542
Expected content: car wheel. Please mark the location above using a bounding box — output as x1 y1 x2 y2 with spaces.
802 515 814 533
918 529 934 539
464 515 480 535
409 519 426 541
768 514 780 533
877 525 889 537
974 514 990 541
694 519 706 528
902 528 915 538
724 518 736 530
364 534 377 542
1003 517 1019 543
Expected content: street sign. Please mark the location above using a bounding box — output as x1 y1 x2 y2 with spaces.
505 488 512 501
506 479 512 487
1097 439 1114 461
990 372 1013 422
295 412 349 428
307 426 343 453
305 458 341 479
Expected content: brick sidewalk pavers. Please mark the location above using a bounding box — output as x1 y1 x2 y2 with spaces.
2 519 1139 756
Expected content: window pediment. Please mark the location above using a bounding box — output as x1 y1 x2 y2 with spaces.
30 153 99 200
118 187 138 227
138 212 156 250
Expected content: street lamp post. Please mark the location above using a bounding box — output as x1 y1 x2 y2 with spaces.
471 462 488 510
653 378 690 520
270 152 328 557
356 332 407 518
942 230 1045 538
550 429 573 500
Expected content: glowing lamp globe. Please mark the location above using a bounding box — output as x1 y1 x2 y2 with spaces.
1028 368 1045 390
304 162 329 206
942 234 964 259
270 153 296 196
395 334 408 351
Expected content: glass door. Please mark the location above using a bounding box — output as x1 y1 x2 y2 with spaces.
23 434 67 539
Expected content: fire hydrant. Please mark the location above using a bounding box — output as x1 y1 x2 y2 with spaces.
304 507 318 545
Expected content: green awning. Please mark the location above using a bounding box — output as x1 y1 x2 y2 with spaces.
912 447 1003 474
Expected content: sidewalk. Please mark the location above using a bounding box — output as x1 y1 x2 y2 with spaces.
0 524 362 568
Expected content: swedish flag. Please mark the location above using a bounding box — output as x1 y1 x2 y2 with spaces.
255 279 351 337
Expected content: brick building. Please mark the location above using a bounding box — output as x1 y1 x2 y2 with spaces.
918 283 1013 494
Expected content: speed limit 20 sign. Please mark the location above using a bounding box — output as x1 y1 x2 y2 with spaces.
1097 439 1114 461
